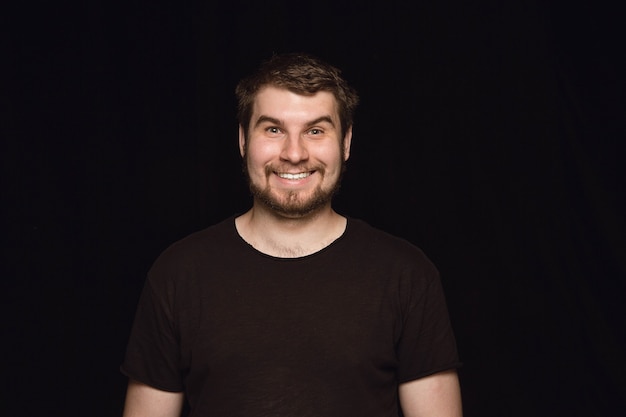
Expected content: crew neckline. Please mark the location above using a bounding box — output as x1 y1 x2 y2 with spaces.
230 215 352 261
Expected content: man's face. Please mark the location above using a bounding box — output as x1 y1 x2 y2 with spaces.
240 86 352 218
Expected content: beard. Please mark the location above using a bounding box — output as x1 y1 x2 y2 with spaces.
243 154 346 218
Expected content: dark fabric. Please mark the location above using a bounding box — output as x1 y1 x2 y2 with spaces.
121 216 461 416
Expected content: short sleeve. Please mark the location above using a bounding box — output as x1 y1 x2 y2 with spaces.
395 259 462 382
120 256 184 392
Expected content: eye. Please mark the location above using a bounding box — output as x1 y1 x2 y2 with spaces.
308 128 323 135
266 126 282 135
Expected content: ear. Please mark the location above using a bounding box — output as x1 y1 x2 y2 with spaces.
238 125 246 157
342 126 353 161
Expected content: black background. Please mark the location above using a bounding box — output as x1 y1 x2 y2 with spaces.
4 0 625 416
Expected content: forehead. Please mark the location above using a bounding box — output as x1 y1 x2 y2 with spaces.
252 86 339 122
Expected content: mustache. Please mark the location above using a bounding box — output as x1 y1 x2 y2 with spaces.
264 165 324 175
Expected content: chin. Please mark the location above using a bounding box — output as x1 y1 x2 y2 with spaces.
255 189 331 218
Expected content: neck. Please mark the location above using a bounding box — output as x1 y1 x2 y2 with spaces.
235 203 346 258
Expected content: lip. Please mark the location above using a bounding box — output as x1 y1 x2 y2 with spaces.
276 171 315 180
272 170 317 187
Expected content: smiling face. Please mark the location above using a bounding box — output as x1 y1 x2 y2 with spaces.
240 86 352 218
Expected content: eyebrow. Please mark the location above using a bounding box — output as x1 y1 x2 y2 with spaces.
253 115 336 129
254 115 281 128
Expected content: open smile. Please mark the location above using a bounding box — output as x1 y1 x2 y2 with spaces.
276 171 314 180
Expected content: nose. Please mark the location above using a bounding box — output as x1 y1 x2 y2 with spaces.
280 134 309 163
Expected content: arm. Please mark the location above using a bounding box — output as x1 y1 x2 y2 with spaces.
122 379 185 417
398 369 462 417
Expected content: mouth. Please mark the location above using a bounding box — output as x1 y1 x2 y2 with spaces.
276 171 314 180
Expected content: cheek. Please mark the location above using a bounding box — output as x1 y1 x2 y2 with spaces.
321 146 345 168
245 144 276 175
247 140 277 160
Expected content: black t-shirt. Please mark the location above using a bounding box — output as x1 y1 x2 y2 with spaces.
121 216 461 416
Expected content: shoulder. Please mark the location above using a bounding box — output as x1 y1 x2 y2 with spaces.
339 218 446 316
343 217 441 290
346 217 434 260
148 216 239 278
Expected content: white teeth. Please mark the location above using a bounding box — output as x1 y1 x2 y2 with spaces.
278 172 310 180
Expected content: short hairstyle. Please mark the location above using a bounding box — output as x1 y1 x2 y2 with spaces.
235 52 359 140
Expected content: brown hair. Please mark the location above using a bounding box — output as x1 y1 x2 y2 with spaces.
235 52 359 140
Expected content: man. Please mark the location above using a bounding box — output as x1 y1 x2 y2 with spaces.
121 52 463 417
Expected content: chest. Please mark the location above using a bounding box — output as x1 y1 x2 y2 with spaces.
176 261 403 379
